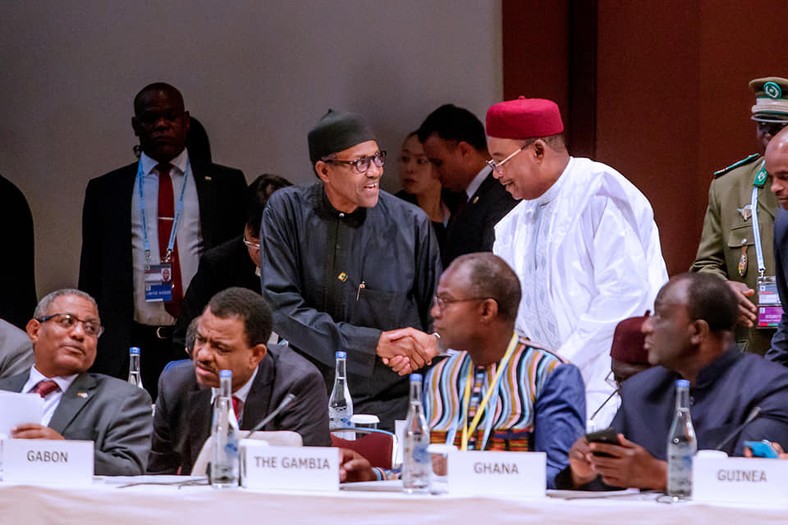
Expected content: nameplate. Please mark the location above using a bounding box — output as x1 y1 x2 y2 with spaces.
448 450 545 498
2 439 93 485
240 442 339 492
693 455 788 504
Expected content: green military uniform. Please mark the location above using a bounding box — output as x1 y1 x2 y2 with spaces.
691 154 777 355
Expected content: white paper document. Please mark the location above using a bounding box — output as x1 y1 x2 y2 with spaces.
0 391 44 435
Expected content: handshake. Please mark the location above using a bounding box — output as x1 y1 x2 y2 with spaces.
376 327 442 375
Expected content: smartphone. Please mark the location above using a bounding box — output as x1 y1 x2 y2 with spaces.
586 427 621 457
744 440 779 459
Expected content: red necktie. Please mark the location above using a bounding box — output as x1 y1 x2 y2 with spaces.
157 164 183 318
32 380 59 398
232 396 243 419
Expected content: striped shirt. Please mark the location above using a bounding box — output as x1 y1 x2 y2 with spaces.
424 336 570 452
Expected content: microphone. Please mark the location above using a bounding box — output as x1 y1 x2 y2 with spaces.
243 393 297 438
714 406 761 451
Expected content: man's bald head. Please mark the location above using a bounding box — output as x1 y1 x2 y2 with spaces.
767 126 788 209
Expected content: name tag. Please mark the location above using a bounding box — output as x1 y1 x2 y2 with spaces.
240 442 338 492
2 439 93 485
448 450 545 498
693 455 788 504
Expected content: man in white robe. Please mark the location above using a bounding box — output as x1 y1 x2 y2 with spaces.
486 97 668 427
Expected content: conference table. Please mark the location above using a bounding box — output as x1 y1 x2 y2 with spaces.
1 477 786 525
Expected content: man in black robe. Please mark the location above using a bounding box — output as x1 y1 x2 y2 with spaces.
260 110 442 430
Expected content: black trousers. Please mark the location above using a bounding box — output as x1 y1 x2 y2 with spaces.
130 322 189 402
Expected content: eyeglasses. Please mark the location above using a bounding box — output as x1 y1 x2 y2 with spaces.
486 141 532 174
243 237 260 251
432 295 491 312
36 313 104 338
323 151 387 174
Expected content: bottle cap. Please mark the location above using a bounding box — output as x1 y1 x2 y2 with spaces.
350 414 380 427
675 379 690 388
219 369 232 379
129 347 141 355
335 351 347 359
410 373 423 382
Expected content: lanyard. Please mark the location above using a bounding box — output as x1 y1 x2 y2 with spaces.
751 161 767 278
137 160 189 261
460 332 519 451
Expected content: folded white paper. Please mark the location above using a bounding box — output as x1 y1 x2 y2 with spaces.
0 391 44 435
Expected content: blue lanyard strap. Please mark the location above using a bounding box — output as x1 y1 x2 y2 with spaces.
137 159 189 261
751 161 766 277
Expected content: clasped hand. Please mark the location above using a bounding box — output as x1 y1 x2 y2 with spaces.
377 328 440 375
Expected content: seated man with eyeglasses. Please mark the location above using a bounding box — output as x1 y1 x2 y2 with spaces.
173 174 292 351
261 109 442 431
340 254 585 487
0 289 153 475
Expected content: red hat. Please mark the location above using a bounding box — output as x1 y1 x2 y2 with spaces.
486 96 564 139
610 313 651 366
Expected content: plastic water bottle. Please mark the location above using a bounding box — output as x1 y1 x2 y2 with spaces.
667 379 696 498
402 373 430 494
127 347 143 389
211 370 239 488
328 351 354 440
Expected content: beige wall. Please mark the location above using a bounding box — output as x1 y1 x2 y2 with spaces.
0 1 502 297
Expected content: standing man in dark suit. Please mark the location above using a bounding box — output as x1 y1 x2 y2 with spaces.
0 289 152 476
417 104 516 267
172 174 292 350
0 173 36 330
79 83 247 399
148 288 330 475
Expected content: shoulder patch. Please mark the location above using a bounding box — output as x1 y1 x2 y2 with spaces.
714 153 760 178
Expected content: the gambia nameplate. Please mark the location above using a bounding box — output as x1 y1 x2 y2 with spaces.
448 450 545 498
240 441 339 491
3 439 93 485
693 455 788 504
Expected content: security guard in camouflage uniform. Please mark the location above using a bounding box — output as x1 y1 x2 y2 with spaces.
692 77 788 355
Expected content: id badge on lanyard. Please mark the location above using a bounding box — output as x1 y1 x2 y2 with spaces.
749 174 782 328
144 263 174 302
757 275 783 328
137 160 186 303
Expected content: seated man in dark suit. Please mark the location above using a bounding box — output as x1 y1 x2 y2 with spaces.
0 289 152 476
417 104 516 267
557 273 788 491
148 287 331 475
173 174 292 350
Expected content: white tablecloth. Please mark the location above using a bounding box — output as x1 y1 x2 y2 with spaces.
1 477 786 525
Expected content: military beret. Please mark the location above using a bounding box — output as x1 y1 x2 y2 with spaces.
750 77 788 123
486 96 564 139
308 109 377 164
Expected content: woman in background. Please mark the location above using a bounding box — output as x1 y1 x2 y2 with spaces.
396 132 451 251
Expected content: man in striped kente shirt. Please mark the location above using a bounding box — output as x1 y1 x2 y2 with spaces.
423 253 585 488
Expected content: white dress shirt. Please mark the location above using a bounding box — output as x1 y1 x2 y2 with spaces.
22 366 78 427
131 150 203 325
210 367 259 424
465 164 491 201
